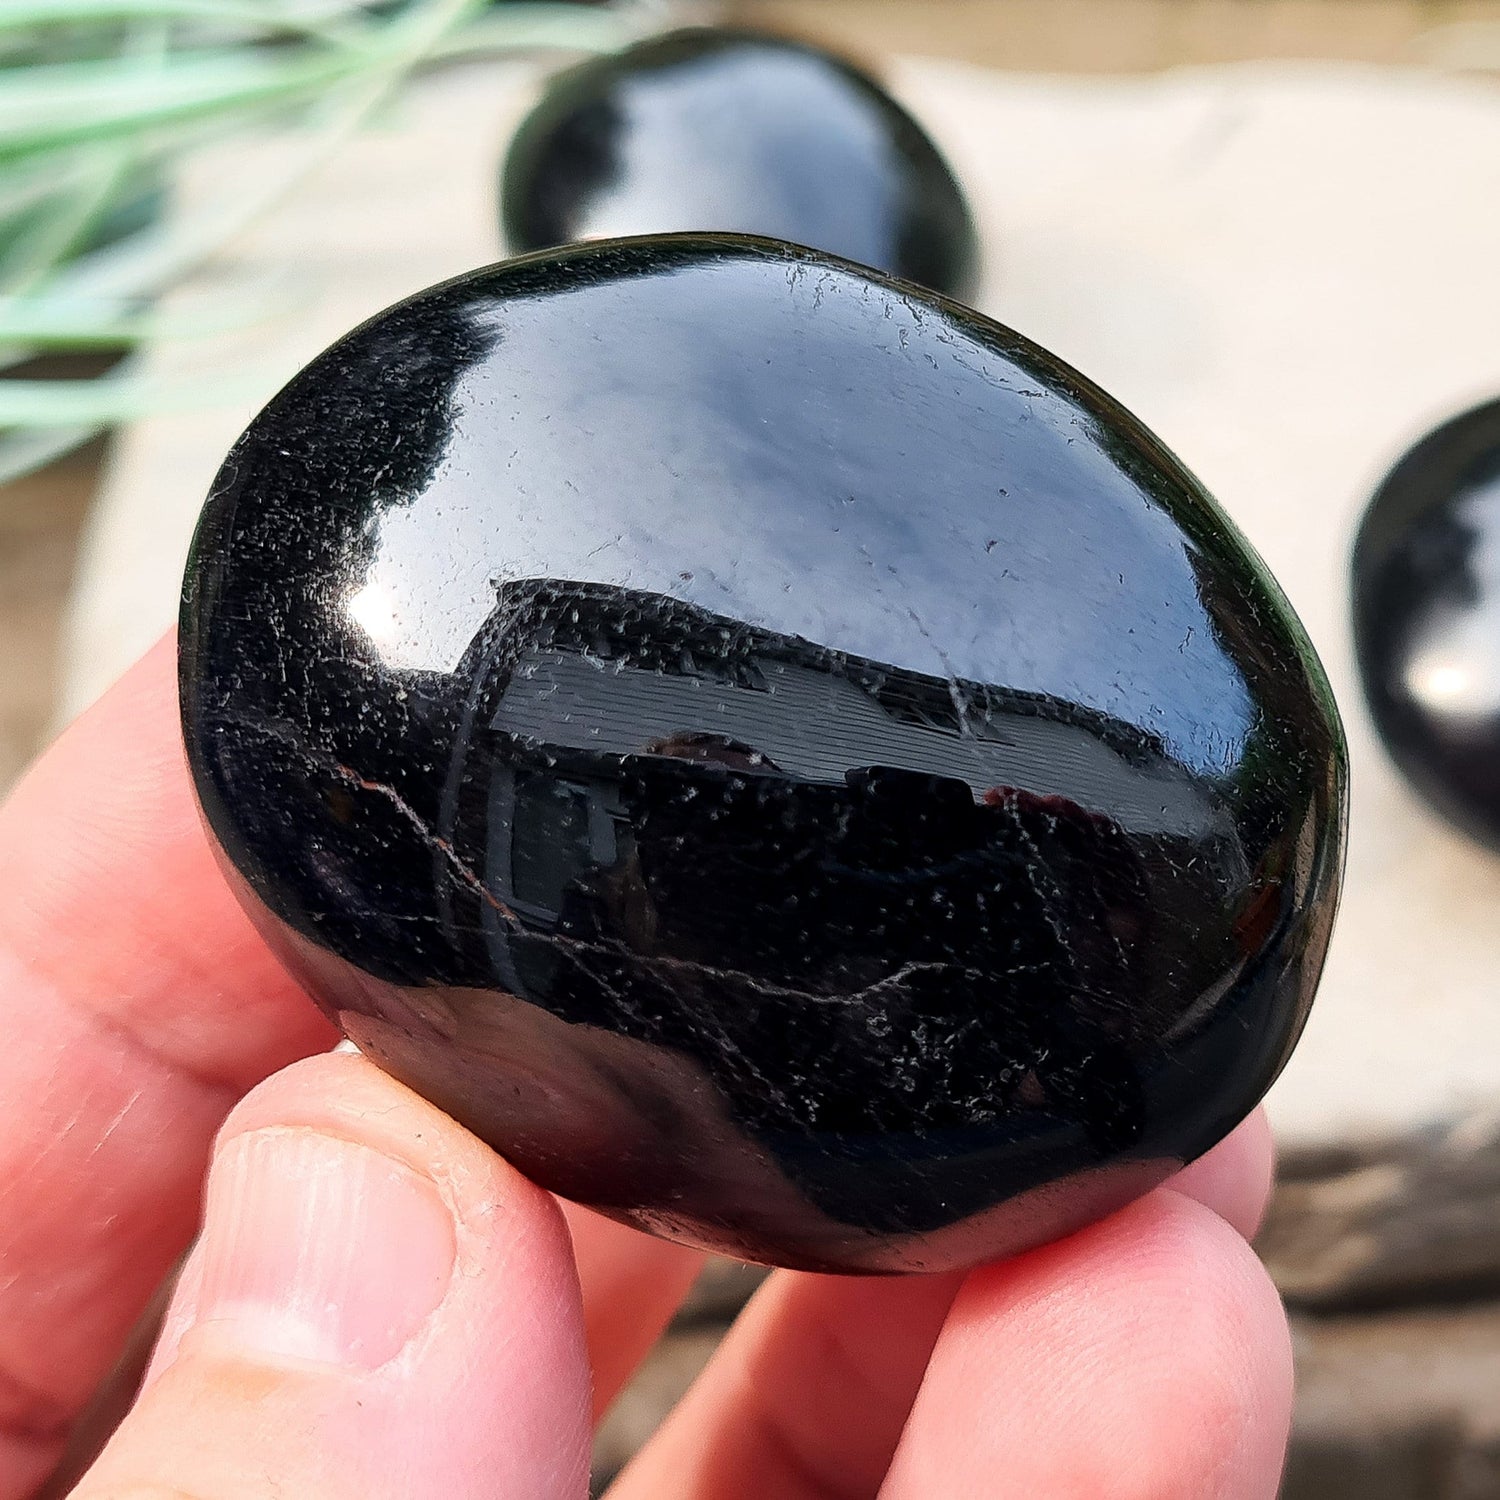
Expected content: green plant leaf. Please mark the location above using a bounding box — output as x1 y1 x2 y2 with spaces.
0 274 296 345
434 4 639 58
0 367 272 423
0 420 99 484
0 48 359 159
0 0 623 485
0 0 366 42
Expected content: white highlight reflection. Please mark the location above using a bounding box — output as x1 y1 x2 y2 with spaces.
345 580 401 649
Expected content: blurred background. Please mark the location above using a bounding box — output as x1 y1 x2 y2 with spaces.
5 2 1500 1496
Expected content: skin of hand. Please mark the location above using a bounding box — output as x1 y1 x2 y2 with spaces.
0 636 1294 1500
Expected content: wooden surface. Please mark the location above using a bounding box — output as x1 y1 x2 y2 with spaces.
732 0 1500 70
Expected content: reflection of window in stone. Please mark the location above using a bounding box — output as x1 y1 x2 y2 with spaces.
511 774 592 915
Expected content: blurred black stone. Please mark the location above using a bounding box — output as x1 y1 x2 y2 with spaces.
1354 397 1500 851
180 234 1345 1273
500 27 979 299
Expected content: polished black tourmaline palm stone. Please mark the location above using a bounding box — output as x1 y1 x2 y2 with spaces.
180 235 1345 1273
499 27 978 300
1354 397 1500 851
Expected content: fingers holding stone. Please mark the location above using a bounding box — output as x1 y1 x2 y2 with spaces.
70 1051 593 1500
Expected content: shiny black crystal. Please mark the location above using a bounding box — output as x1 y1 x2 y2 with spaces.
1354 396 1500 850
499 27 978 300
180 235 1345 1272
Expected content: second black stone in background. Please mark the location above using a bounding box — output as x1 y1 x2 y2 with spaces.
499 26 980 300
1353 396 1500 851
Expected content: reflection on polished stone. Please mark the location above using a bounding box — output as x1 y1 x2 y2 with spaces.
499 27 978 300
180 235 1346 1272
1354 397 1500 851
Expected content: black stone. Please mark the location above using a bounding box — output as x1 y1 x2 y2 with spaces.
1353 397 1500 850
180 235 1346 1273
499 27 978 300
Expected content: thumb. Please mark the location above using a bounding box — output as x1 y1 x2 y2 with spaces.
70 1051 592 1500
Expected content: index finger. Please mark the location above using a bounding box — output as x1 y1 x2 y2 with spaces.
0 635 336 1498
878 1189 1293 1500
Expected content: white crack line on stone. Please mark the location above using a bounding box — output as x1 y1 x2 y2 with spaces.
329 758 521 923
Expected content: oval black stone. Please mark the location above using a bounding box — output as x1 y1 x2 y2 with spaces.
1353 397 1500 850
499 27 978 300
180 235 1346 1273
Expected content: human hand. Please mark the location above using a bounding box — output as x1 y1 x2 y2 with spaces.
1 637 1293 1499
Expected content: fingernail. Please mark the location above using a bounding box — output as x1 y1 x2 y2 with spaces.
194 1127 455 1369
